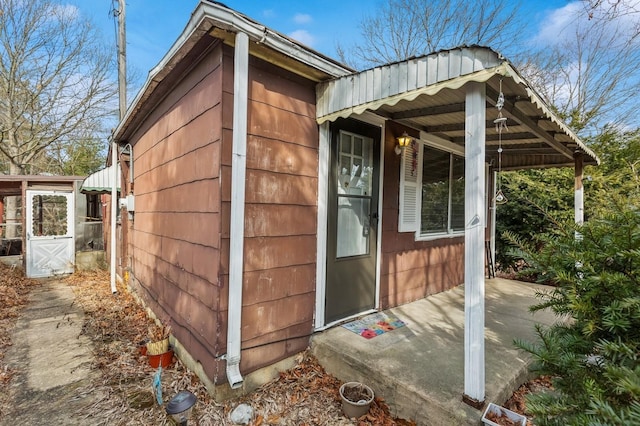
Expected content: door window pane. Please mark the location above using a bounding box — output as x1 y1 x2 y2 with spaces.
32 195 68 236
337 132 373 196
337 196 370 258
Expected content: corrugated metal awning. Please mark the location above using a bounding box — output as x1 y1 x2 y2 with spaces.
80 165 121 194
316 46 599 169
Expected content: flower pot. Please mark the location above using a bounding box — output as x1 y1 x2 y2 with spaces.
481 402 526 426
147 349 174 368
339 382 374 419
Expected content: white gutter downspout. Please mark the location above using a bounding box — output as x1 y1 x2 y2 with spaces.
226 31 249 389
110 140 118 294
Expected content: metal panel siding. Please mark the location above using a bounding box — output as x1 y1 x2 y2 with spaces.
448 49 461 79
417 57 427 87
461 50 475 75
437 52 449 82
380 65 390 98
366 69 375 103
407 58 418 91
398 61 408 94
373 68 382 100
427 54 438 85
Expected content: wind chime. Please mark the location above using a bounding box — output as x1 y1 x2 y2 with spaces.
494 79 508 205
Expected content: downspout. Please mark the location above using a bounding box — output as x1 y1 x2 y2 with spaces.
226 30 249 389
110 140 118 294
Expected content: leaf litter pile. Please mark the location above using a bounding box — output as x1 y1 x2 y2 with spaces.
0 264 550 425
61 269 417 425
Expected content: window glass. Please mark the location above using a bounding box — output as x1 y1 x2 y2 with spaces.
336 131 374 258
420 146 465 235
450 155 465 231
32 195 68 236
421 147 450 234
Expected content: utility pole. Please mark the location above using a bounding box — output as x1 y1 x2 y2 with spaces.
111 0 126 294
117 0 127 120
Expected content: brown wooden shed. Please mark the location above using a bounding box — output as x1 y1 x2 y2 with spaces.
110 1 599 400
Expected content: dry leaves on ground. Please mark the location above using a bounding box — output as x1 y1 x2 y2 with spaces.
65 269 416 425
0 263 40 385
503 376 554 426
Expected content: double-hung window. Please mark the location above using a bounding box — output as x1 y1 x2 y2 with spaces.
398 138 466 239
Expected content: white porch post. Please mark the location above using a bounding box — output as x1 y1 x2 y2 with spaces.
464 81 486 403
574 151 584 225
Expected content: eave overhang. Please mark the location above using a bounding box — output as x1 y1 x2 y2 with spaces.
114 0 353 142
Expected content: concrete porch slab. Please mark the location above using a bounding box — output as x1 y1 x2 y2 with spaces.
311 278 557 425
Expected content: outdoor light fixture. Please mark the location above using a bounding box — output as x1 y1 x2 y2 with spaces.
166 390 197 426
395 131 413 155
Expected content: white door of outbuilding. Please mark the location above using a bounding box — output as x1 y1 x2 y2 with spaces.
25 190 75 278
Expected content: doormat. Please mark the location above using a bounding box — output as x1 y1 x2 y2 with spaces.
341 312 406 339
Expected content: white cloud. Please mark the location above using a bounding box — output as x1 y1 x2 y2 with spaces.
51 3 80 20
288 29 315 47
533 2 583 44
533 0 640 45
293 13 312 25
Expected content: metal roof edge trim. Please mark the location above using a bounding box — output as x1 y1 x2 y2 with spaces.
316 67 501 125
504 63 600 165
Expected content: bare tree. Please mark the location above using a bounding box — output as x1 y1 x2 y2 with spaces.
0 0 117 175
338 0 524 68
519 4 640 135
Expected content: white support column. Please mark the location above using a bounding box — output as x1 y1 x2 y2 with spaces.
574 152 584 225
464 81 486 403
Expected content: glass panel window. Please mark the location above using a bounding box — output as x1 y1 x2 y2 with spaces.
336 131 374 258
337 132 372 196
420 146 464 235
337 197 370 257
32 195 68 236
450 156 465 231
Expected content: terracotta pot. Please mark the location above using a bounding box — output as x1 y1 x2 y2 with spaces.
339 382 374 419
147 349 174 368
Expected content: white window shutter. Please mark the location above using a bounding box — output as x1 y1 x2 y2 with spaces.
398 144 419 232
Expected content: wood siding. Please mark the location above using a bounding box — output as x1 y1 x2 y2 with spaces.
127 44 227 383
125 42 319 385
380 123 464 308
220 48 318 375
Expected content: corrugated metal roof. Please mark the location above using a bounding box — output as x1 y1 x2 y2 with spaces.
80 165 121 194
317 46 599 169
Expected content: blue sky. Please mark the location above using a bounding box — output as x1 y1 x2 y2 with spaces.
69 0 575 87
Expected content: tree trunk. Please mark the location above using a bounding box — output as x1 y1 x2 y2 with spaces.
5 163 22 239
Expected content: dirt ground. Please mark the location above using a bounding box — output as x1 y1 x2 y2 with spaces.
0 264 547 425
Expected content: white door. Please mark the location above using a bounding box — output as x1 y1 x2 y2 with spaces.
26 190 75 278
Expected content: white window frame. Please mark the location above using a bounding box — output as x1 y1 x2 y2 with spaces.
399 132 472 241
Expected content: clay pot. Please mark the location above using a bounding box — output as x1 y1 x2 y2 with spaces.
147 349 174 368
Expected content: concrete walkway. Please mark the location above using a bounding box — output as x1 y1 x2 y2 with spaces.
311 278 557 425
1 280 97 425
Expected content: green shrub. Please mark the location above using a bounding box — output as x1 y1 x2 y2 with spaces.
506 197 640 425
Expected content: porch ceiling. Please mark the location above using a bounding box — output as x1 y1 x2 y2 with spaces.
316 46 600 170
